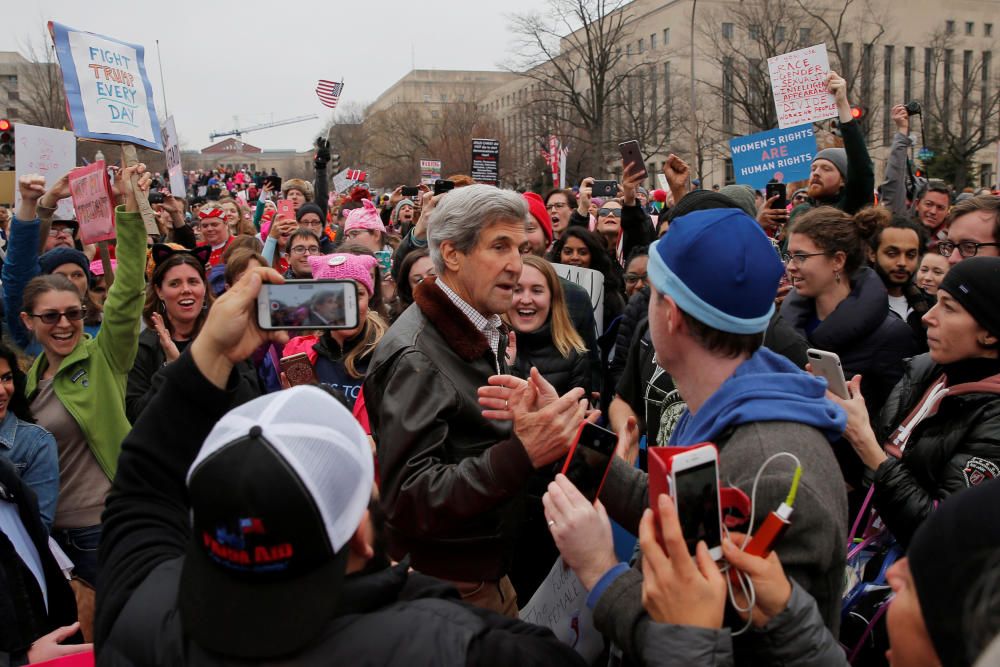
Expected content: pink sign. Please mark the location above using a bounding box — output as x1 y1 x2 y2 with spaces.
768 44 839 129
69 160 116 244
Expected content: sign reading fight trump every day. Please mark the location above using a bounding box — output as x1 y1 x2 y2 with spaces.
729 124 817 190
49 22 162 150
768 44 838 129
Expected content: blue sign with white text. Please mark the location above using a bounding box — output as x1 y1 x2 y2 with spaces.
729 124 816 191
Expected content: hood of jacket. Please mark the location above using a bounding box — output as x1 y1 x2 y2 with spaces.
669 346 847 446
781 267 891 350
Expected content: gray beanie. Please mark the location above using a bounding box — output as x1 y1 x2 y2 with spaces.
813 148 848 179
718 184 758 218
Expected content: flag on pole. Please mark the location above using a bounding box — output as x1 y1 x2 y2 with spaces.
315 80 344 109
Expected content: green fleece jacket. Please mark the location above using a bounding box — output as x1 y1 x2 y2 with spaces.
26 206 146 480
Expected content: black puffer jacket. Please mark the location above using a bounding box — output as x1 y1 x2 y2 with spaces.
873 355 1000 547
511 323 591 397
780 267 919 415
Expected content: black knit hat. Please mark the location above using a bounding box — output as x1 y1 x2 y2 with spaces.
909 480 1000 667
295 203 324 223
938 256 1000 340
666 190 741 222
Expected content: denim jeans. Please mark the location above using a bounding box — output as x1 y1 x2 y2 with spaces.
53 524 102 586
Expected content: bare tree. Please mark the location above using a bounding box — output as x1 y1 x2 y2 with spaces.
323 102 369 179
16 32 68 130
921 30 1000 189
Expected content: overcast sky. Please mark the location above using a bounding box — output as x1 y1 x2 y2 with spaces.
4 0 542 152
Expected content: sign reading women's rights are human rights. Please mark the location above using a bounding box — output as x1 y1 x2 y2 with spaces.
49 22 163 150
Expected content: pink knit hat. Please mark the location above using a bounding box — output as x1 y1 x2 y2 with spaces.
343 199 386 234
308 253 377 295
89 259 117 276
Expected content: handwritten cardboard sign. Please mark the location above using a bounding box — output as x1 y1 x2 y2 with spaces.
162 116 185 197
14 123 76 219
69 161 115 244
768 44 838 129
519 557 603 662
729 124 817 190
551 263 605 333
49 21 162 150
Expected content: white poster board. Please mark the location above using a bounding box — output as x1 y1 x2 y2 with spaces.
768 44 839 129
551 263 605 333
14 124 77 219
162 116 186 197
519 557 604 662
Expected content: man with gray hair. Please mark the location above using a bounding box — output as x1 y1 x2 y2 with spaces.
364 184 589 617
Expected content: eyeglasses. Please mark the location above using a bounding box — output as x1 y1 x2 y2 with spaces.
290 245 321 255
938 240 1000 258
781 251 827 266
625 272 648 284
48 226 74 237
28 306 87 324
546 202 569 210
598 208 622 218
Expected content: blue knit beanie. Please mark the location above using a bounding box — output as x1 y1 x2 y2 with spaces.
647 208 785 334
39 247 91 281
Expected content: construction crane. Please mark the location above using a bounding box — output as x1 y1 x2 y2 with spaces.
209 114 318 142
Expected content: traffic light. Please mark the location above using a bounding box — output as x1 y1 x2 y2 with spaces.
0 120 13 170
330 152 341 172
850 105 866 121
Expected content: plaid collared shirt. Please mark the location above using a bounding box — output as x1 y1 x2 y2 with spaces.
436 278 503 371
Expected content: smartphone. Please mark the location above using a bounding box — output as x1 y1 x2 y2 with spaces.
277 199 295 220
656 173 668 191
592 180 618 198
560 422 618 503
264 175 282 192
766 182 787 209
148 191 165 205
279 353 318 386
806 348 850 399
401 186 420 197
256 279 359 330
670 445 723 559
618 140 648 179
433 179 455 196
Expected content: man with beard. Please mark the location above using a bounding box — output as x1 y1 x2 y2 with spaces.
867 211 932 349
791 72 874 220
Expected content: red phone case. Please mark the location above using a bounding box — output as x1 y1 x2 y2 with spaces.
648 444 717 519
277 200 294 219
560 422 616 502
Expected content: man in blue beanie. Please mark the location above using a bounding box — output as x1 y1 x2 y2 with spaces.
542 208 850 665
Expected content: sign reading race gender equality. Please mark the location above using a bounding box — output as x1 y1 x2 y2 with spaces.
49 21 162 150
69 160 116 244
768 44 838 129
471 139 500 186
729 124 817 190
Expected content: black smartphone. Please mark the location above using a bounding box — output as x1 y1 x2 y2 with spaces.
618 140 647 179
592 180 618 198
148 192 165 205
433 179 455 196
264 176 282 192
559 422 618 502
766 182 787 209
401 186 420 197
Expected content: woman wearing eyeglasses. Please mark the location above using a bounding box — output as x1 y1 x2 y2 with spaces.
780 206 919 423
15 166 149 585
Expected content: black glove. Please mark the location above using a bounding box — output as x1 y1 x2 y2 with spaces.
314 138 330 170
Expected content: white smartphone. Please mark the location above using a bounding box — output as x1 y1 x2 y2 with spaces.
256 279 359 331
806 348 850 399
669 445 723 560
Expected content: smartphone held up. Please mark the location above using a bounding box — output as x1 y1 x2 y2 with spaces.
560 422 618 503
256 279 360 331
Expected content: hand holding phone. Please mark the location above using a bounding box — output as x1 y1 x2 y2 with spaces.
401 186 420 197
560 422 618 502
654 445 723 560
618 140 648 179
806 348 849 399
277 199 295 221
257 279 360 330
280 353 318 387
592 180 619 198
433 179 455 196
765 183 787 210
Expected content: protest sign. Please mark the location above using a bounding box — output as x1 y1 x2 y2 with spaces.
14 124 76 219
49 21 162 150
471 138 500 186
768 44 839 129
519 557 603 662
551 263 605 333
419 159 441 185
729 124 817 190
162 116 186 197
69 161 115 244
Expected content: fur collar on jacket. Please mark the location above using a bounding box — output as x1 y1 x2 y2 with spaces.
413 276 495 362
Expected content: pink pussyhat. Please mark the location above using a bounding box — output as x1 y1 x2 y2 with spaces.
308 253 377 296
343 199 386 234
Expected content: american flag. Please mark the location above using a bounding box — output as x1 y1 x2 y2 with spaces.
315 80 344 109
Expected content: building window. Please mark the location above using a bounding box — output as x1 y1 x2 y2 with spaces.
883 45 895 145
904 46 914 103
5 75 16 86
627 43 632 57
749 24 760 40
723 56 735 133
944 48 954 125
842 42 854 81
638 38 645 54
431 109 440 119
7 91 18 101
663 61 672 143
966 22 975 36
423 94 431 103
775 25 786 42
722 23 734 40
946 20 955 34
725 158 735 185
799 28 811 45
987 23 994 37
924 47 933 113
982 51 992 137
663 28 670 46
6 107 17 118
651 33 657 50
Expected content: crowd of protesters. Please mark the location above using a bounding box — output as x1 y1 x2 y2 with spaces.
0 70 999 667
